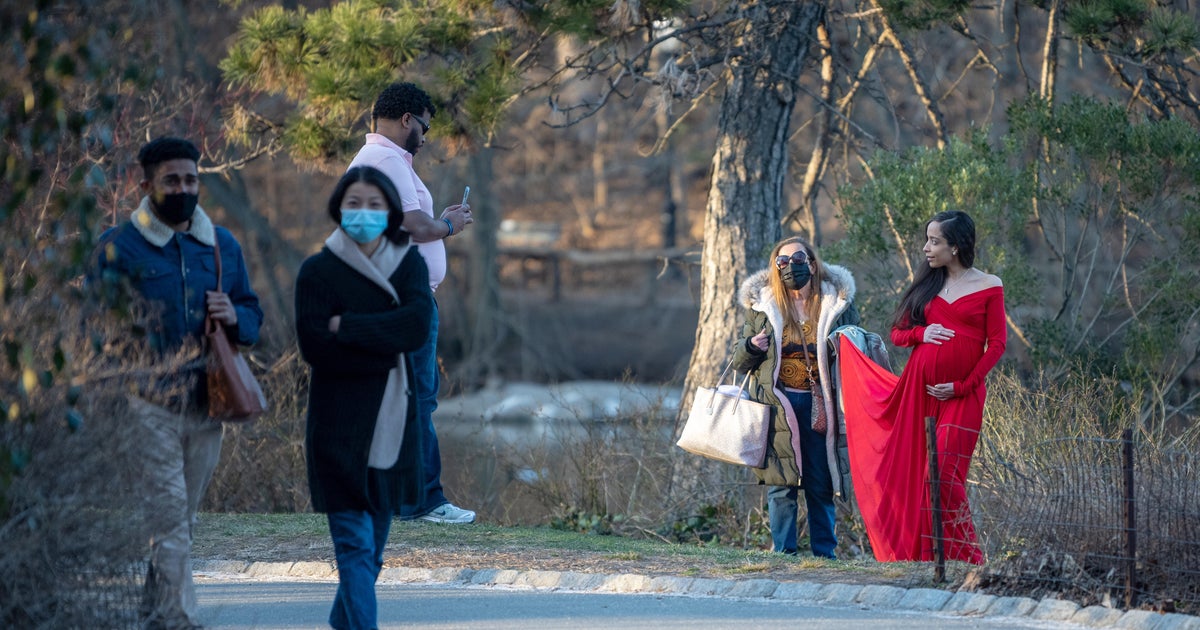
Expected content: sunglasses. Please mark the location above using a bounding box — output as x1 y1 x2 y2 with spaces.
775 251 811 268
408 113 430 134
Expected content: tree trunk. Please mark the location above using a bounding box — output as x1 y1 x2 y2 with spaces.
1032 0 1063 263
461 147 503 386
670 0 825 511
654 101 679 249
591 111 607 232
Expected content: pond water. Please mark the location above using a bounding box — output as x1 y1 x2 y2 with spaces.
431 381 683 525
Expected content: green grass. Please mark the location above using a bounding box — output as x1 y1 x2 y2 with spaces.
193 512 958 590
201 512 328 538
196 512 793 565
196 511 781 563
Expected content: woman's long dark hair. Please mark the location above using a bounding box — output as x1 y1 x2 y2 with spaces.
326 166 409 244
891 210 976 329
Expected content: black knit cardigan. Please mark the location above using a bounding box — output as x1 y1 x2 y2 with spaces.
295 245 433 513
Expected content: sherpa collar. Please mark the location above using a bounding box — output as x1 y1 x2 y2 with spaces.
130 196 216 248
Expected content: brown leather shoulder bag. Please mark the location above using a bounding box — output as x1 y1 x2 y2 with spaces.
206 235 266 421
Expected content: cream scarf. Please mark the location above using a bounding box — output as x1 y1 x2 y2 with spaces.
325 229 412 470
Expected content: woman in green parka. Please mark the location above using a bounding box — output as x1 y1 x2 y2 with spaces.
731 236 859 558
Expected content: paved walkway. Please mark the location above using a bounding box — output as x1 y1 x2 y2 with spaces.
195 560 1200 629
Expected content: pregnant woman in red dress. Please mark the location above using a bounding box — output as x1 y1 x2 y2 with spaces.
839 210 1006 564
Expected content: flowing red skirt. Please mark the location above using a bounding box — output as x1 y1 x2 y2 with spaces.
839 330 987 564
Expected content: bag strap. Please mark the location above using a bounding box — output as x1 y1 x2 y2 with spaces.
205 231 223 339
715 357 736 386
736 370 753 396
706 357 755 411
212 230 222 292
717 358 756 393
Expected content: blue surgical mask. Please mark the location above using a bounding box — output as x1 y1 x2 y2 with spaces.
340 208 389 244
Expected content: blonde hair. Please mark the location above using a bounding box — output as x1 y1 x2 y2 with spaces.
767 237 824 338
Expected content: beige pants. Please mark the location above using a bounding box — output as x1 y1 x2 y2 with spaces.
130 396 223 630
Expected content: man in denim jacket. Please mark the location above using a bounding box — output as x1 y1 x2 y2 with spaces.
97 137 262 629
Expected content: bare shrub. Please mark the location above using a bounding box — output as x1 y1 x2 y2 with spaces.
484 386 680 531
2 396 149 629
0 291 190 628
203 349 311 513
437 380 776 548
970 368 1200 611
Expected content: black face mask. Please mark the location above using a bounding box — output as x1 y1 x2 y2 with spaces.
781 263 812 291
153 192 198 225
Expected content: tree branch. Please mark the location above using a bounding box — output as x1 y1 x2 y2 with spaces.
795 15 836 244
875 4 949 149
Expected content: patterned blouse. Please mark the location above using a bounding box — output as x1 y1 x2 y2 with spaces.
779 321 819 390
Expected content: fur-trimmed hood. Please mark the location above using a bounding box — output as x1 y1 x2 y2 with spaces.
738 263 857 311
730 261 859 495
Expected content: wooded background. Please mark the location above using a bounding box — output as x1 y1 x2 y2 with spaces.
4 1 1200 623
4 0 1200 527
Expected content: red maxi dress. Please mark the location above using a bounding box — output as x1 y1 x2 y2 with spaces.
839 286 1006 564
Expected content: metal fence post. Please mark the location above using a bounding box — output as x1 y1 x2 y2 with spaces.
926 415 945 583
1122 427 1137 609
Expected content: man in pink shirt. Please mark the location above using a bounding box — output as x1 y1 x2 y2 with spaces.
348 82 476 524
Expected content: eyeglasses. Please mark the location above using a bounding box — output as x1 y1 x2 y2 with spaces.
408 113 430 134
775 251 811 268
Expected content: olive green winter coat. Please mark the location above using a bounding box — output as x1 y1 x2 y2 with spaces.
730 264 860 494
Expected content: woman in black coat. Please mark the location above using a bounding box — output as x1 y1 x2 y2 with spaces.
295 166 433 630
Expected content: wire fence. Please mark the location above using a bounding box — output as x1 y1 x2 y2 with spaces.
937 427 1200 613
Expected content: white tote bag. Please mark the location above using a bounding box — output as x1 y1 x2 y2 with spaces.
676 360 771 468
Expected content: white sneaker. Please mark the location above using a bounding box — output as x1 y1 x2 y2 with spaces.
418 503 476 524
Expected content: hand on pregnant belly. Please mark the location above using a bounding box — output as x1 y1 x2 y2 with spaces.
926 381 956 400
923 323 955 345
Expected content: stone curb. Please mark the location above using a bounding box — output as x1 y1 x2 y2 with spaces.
193 560 1200 630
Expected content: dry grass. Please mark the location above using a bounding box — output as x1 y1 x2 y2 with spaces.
193 513 968 590
204 349 311 513
970 368 1200 612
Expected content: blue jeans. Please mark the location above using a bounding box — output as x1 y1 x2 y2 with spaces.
327 510 392 630
399 303 448 518
767 389 838 559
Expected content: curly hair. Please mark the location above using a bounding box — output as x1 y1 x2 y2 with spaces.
372 82 437 122
137 137 200 180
